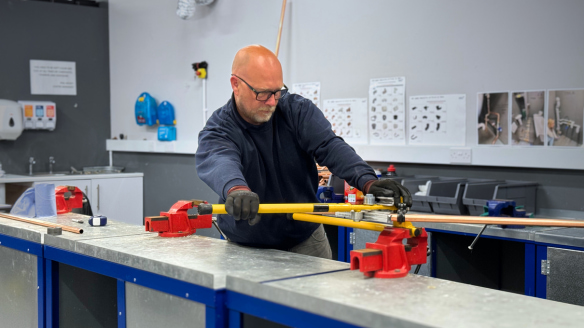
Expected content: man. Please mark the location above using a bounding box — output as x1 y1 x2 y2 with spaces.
195 45 411 259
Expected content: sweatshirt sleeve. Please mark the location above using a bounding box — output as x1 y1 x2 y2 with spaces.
195 119 248 200
290 96 378 190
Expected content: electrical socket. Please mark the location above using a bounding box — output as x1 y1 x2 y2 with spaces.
450 148 472 164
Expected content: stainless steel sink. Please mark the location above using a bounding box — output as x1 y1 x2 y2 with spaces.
31 171 69 177
26 166 125 177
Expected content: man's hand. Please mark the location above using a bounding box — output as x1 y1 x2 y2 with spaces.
225 190 261 226
365 179 412 208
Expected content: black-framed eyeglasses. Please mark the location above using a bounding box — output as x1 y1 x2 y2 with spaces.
231 74 288 102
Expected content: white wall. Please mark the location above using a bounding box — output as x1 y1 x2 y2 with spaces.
109 0 584 168
109 0 283 141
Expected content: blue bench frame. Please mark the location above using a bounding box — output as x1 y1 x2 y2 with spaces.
43 245 226 328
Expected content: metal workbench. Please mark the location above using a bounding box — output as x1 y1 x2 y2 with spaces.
0 213 150 328
355 219 584 302
227 269 584 328
3 211 584 328
44 221 349 327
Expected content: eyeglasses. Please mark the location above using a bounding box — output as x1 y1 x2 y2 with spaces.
231 74 288 102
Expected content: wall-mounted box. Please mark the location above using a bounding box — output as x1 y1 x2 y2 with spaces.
18 101 56 130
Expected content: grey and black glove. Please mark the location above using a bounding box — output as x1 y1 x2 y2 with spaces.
225 190 261 226
366 179 412 207
365 179 412 223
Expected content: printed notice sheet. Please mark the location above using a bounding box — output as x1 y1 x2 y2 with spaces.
408 94 466 145
322 98 368 144
368 77 406 145
30 60 77 95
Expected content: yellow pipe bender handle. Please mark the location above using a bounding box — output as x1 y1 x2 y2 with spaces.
198 203 395 215
292 213 387 232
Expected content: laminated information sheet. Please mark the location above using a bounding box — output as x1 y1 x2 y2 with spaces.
30 60 77 95
408 94 466 145
322 98 368 144
292 82 321 108
368 77 406 145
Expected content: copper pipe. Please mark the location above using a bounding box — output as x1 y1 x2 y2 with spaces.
397 214 584 228
484 93 501 145
275 0 287 57
488 111 500 144
0 213 83 234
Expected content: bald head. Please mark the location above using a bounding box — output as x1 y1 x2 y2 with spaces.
232 45 282 82
230 45 284 125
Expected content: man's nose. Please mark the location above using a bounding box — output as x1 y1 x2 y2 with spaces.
264 94 277 106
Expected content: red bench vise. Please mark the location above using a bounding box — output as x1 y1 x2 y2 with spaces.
350 223 428 278
55 185 84 215
145 200 213 237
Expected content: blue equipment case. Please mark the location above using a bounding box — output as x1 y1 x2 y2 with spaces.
158 126 177 141
135 92 157 126
157 101 176 125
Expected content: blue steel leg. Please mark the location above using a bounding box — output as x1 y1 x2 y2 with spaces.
45 259 59 328
535 245 547 299
524 243 536 296
430 232 437 278
338 226 346 262
117 279 126 328
228 309 242 328
37 255 45 328
206 290 227 328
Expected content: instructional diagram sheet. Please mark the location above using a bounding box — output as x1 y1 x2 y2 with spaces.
368 77 406 145
408 94 466 145
292 82 321 108
322 98 368 144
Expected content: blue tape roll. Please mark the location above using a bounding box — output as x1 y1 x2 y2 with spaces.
89 215 107 226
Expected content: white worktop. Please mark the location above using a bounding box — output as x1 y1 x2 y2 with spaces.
0 172 143 183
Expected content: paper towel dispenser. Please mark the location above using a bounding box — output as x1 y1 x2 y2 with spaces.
0 99 24 140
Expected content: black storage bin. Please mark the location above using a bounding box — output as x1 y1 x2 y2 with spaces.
399 177 463 213
423 179 493 215
462 180 538 216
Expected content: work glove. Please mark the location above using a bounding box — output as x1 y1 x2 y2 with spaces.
366 179 413 208
225 190 261 226
366 179 412 223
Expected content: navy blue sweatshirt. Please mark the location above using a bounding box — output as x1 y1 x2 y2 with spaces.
196 93 377 250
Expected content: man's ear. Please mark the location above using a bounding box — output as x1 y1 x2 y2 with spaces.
230 76 239 96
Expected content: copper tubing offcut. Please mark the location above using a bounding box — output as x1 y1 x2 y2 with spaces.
275 0 287 57
0 213 84 234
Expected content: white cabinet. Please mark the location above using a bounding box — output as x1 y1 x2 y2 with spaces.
22 174 144 225
91 177 143 225
34 179 92 200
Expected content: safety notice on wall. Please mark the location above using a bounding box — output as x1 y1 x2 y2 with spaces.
30 60 77 95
